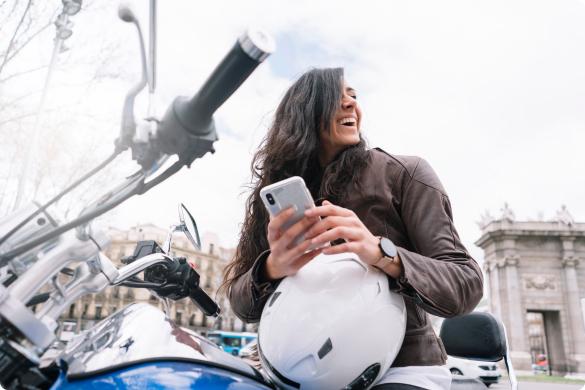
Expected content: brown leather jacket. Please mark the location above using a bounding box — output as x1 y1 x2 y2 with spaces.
228 148 483 367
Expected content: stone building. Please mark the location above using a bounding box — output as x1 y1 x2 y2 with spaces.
476 205 585 374
57 223 254 338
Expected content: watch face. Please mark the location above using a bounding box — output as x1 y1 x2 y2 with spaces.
380 237 397 258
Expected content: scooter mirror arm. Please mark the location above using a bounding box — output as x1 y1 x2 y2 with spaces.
1 157 181 264
112 253 174 285
8 230 109 305
0 171 144 264
37 261 111 330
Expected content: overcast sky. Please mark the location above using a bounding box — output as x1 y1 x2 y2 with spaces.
4 0 585 264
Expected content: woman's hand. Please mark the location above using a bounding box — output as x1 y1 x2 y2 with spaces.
264 207 323 280
304 200 383 266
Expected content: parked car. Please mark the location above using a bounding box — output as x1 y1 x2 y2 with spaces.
238 340 257 359
532 354 549 374
206 331 257 356
446 355 501 387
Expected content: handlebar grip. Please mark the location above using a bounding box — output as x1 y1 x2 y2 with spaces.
154 29 275 161
183 29 275 133
172 29 275 136
189 286 221 317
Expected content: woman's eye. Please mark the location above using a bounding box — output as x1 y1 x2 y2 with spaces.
351 95 357 100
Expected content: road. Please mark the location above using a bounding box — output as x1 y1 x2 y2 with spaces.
491 380 584 390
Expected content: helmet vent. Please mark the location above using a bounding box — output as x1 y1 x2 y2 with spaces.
343 363 381 389
317 337 333 359
376 281 381 295
269 291 281 307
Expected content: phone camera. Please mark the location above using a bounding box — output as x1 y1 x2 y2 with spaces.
266 193 275 205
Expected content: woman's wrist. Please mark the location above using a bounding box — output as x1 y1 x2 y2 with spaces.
374 254 403 279
263 254 281 281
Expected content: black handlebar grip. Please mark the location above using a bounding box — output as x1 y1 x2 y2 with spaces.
172 29 275 136
190 286 221 317
183 29 275 133
155 29 275 159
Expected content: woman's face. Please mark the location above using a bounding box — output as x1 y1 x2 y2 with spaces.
319 80 362 164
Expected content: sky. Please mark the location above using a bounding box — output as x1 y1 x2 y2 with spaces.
2 0 585 265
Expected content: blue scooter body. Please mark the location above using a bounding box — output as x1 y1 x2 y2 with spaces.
48 303 272 389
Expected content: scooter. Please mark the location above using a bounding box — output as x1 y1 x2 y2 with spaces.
0 2 275 388
0 2 518 389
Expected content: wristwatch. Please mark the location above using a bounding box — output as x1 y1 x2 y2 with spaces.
374 237 398 269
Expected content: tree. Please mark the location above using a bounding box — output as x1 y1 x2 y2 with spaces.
0 0 133 221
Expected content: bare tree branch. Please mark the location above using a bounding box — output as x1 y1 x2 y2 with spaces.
0 0 33 78
0 106 67 128
4 20 52 67
0 64 47 84
0 0 20 35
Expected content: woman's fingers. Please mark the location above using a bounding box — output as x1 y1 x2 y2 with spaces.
275 215 319 251
267 234 323 279
310 226 362 245
304 215 359 239
267 207 295 243
321 242 362 255
305 201 354 219
290 246 324 270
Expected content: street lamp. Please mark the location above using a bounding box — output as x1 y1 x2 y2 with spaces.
12 0 83 210
54 14 74 40
62 0 82 16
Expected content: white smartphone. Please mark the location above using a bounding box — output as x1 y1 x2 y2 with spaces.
260 176 322 249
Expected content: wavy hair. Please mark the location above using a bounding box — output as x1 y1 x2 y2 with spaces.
221 68 369 295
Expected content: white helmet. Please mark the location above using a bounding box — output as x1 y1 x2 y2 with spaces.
258 252 406 390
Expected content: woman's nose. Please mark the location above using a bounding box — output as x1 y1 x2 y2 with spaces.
341 96 355 110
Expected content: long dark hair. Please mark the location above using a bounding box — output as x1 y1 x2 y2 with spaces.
221 67 369 294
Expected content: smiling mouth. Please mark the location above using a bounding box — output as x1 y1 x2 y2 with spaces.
337 117 357 127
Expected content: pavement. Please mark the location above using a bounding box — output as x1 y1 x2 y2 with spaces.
490 380 585 390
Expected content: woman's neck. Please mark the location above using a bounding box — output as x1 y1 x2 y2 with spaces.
319 147 339 167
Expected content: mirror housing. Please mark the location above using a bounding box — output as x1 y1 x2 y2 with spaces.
178 203 201 251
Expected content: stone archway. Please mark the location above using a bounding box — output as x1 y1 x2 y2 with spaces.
476 206 585 373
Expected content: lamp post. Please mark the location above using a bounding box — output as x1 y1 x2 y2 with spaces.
12 0 82 211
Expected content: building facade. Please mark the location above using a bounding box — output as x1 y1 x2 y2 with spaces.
476 205 585 374
57 224 254 339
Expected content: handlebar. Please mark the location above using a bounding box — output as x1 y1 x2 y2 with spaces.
154 28 275 161
177 29 275 134
117 240 221 317
0 16 273 389
189 285 220 317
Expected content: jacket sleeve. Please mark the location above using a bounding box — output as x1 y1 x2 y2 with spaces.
227 249 282 323
388 158 483 318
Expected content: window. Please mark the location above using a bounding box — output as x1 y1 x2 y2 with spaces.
95 305 102 320
189 314 195 326
113 287 120 298
222 336 240 347
68 304 75 318
176 311 183 325
82 304 89 319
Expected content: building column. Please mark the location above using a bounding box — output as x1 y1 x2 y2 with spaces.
503 254 531 368
561 237 585 372
484 259 503 321
488 261 503 321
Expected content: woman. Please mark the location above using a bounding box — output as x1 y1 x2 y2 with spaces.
222 68 483 390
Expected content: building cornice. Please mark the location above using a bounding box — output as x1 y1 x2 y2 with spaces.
475 221 585 248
